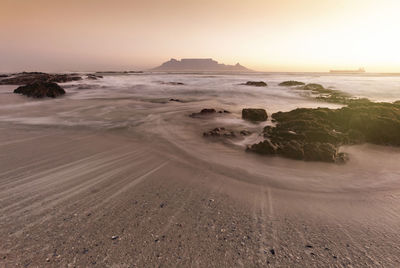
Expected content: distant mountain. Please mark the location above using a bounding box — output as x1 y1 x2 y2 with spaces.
151 58 252 72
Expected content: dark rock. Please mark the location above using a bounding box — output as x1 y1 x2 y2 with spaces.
278 80 305 86
13 82 65 98
218 110 231 114
242 108 268 122
0 74 8 78
242 81 267 87
200 108 216 114
169 98 183 102
248 140 276 154
270 249 275 255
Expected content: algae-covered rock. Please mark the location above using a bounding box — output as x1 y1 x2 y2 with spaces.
278 81 305 86
249 101 400 162
242 81 267 87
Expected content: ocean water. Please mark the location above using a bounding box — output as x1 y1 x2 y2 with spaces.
1 72 400 193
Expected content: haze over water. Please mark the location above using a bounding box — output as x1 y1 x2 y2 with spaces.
1 72 400 194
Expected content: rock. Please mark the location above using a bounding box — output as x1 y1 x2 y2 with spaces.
166 82 184 85
169 98 183 102
111 235 119 240
218 110 231 113
200 108 216 114
249 100 400 162
0 74 8 78
86 74 103 80
248 140 276 154
13 82 65 98
0 72 82 85
190 108 217 117
294 83 352 104
278 80 305 86
303 83 325 91
242 108 268 122
203 127 236 138
242 81 267 87
240 130 252 136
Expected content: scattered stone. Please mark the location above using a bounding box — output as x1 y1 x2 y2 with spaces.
242 108 268 122
242 81 268 87
13 81 65 98
160 202 167 208
305 244 313 248
203 127 236 138
218 110 231 113
278 80 305 86
46 258 50 262
270 249 275 255
111 235 119 240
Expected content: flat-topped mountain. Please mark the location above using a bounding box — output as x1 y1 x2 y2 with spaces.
152 58 252 72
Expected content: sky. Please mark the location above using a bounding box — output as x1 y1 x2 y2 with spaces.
1 0 400 72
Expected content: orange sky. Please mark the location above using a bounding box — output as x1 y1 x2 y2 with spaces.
1 0 399 72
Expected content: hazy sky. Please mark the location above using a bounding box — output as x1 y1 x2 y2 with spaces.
1 0 399 72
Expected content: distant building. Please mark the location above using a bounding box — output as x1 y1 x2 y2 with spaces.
151 58 252 72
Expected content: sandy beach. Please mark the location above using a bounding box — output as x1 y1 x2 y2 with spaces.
1 73 400 267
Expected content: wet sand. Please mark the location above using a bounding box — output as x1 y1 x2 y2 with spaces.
1 74 400 267
1 123 400 267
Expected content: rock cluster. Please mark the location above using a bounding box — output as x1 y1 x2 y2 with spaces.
203 127 236 138
249 100 400 162
203 127 252 138
0 72 82 85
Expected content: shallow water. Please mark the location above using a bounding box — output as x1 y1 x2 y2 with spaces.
1 72 400 193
